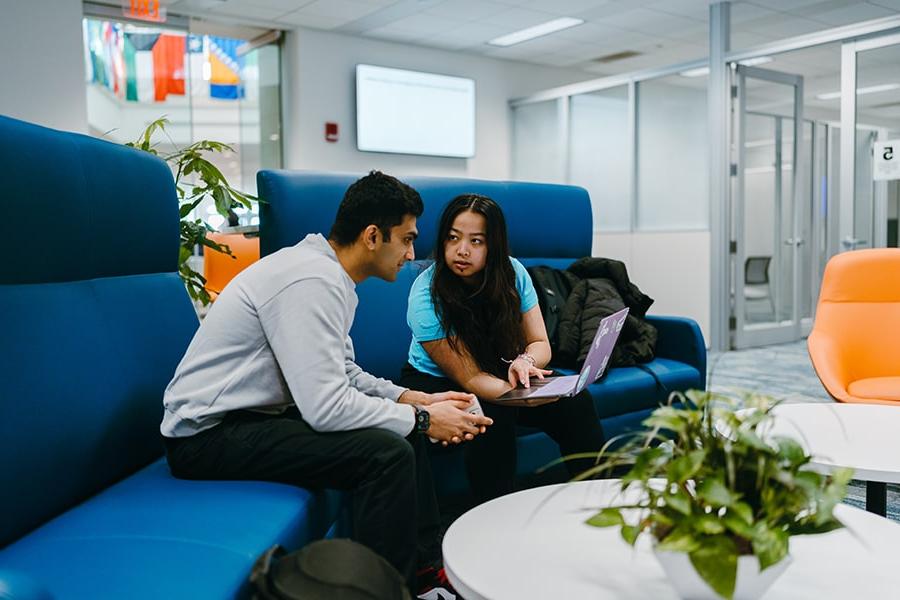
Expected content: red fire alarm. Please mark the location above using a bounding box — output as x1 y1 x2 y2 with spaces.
325 122 339 142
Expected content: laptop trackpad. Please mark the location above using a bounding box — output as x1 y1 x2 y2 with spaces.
498 375 576 401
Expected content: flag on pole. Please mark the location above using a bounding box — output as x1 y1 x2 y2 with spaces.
208 36 244 100
124 33 160 102
152 34 186 101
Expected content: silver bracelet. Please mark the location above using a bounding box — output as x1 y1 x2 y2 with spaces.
502 352 536 366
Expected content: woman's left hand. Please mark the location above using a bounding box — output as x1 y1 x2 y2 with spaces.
507 358 552 389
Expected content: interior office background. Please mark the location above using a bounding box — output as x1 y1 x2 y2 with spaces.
2 0 898 352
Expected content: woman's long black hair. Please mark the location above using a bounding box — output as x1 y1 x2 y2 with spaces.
431 194 526 378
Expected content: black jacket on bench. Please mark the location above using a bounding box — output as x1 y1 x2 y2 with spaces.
529 258 657 370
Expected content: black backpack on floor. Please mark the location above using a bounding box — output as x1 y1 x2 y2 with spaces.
250 539 411 600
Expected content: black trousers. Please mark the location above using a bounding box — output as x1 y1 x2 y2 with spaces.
162 407 440 591
399 364 606 504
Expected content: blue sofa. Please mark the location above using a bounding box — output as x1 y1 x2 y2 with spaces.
0 116 342 599
257 170 707 497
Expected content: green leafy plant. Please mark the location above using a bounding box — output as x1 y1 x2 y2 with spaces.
576 391 851 599
127 117 257 305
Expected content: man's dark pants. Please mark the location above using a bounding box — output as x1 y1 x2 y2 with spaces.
162 407 441 591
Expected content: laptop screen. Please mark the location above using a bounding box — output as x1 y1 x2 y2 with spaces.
573 307 629 395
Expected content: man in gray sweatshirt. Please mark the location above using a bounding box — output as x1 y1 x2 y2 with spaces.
161 171 491 594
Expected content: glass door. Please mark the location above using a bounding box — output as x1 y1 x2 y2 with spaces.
840 32 900 252
731 65 806 348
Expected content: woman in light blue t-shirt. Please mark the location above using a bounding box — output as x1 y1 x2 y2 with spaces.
399 194 605 503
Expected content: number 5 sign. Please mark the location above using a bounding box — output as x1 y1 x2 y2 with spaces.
874 139 900 181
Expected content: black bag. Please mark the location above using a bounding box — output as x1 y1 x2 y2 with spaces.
250 539 412 600
526 266 576 351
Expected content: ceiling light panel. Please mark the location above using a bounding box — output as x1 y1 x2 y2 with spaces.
487 17 585 47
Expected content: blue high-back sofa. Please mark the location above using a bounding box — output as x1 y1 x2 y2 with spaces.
258 170 707 496
0 117 342 599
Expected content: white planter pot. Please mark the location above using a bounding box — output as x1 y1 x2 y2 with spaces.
654 549 792 600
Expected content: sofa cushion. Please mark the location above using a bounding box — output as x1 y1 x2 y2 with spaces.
553 358 701 420
0 460 343 599
0 275 198 547
847 377 900 402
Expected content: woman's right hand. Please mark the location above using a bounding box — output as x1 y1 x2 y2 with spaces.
507 357 553 389
424 400 493 446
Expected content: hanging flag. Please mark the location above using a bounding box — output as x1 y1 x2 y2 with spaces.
112 24 126 98
124 35 138 101
208 36 244 100
124 32 160 102
87 20 109 90
101 22 126 98
151 34 186 101
187 34 203 53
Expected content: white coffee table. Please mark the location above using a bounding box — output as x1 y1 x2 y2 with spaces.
443 480 900 600
764 403 900 515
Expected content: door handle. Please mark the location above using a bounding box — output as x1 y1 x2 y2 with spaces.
841 237 867 249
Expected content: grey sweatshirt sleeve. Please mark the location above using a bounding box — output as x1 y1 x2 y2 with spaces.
258 277 415 436
344 336 408 401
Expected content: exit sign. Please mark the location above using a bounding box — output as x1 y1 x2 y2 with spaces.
123 0 166 23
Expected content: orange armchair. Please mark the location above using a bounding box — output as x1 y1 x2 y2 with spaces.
808 248 900 404
204 232 260 300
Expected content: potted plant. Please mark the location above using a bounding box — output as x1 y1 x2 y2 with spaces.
579 391 851 600
127 117 257 305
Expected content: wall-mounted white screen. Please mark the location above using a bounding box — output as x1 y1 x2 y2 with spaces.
356 64 475 158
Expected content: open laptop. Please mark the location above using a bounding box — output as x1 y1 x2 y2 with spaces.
496 307 629 403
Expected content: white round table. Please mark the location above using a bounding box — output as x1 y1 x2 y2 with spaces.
765 403 900 515
443 480 900 600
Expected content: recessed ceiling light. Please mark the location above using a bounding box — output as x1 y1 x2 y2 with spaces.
487 17 584 47
739 56 773 67
816 83 900 100
680 66 711 78
679 56 774 78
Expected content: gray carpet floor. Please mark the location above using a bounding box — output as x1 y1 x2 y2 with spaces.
708 340 900 522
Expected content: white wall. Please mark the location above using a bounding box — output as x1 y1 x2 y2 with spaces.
594 231 711 346
282 27 593 180
0 0 87 132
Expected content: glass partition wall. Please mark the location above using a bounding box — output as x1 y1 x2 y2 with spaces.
568 86 630 232
82 13 282 228
512 12 900 350
512 74 710 234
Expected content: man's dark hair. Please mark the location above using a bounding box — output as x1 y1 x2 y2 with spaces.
329 171 423 246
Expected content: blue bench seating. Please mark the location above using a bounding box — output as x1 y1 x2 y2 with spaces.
0 116 342 599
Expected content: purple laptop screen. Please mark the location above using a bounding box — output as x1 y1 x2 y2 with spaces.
574 307 629 395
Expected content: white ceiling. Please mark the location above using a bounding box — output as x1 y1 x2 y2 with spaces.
97 0 900 123
139 0 900 76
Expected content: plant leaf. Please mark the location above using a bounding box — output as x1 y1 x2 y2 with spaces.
736 428 773 453
620 525 640 546
586 508 624 528
774 436 807 468
751 524 789 571
697 477 737 508
693 514 726 535
656 526 701 553
667 450 706 483
664 487 693 516
722 513 755 539
622 446 668 483
729 501 753 525
689 536 738 600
